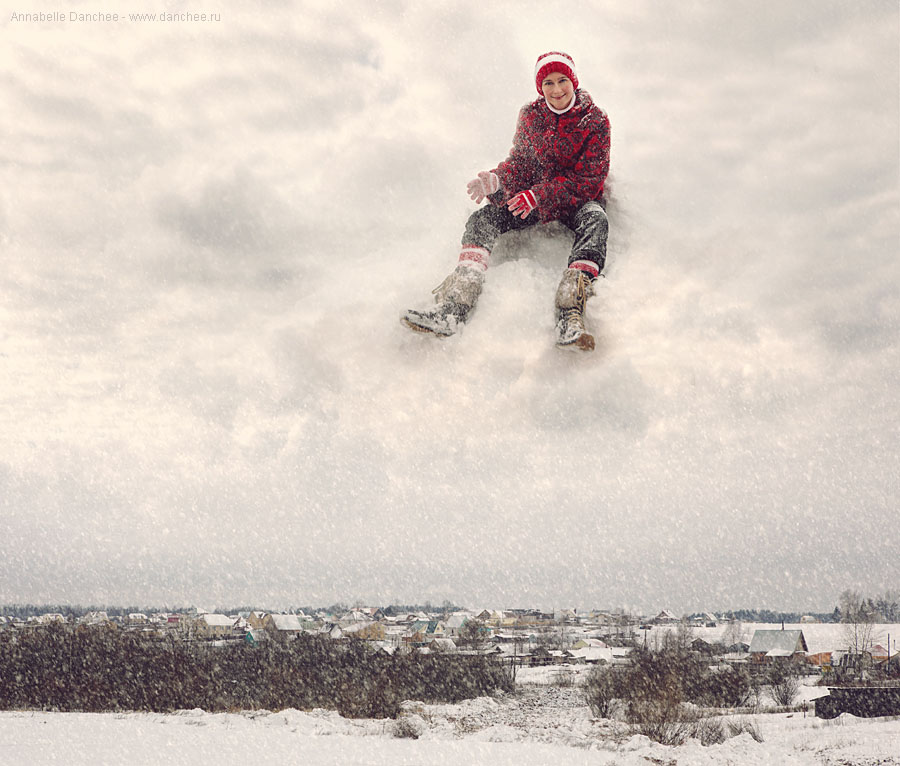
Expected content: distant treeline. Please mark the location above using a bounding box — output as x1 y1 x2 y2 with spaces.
721 591 899 625
0 624 511 717
717 610 836 624
0 605 189 619
0 603 465 619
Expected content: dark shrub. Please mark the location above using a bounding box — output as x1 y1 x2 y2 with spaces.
0 628 510 717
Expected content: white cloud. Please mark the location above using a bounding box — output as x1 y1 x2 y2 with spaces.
0 0 897 612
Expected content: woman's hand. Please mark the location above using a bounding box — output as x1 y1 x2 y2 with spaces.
507 189 537 218
467 171 500 204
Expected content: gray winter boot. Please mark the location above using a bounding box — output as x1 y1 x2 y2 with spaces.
401 264 485 336
555 268 595 351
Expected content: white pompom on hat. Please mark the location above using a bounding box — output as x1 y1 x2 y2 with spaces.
534 51 579 95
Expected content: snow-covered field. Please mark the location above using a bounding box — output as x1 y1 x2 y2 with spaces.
3 680 899 766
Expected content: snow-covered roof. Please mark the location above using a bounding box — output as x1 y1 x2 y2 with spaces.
569 647 614 663
428 638 457 651
342 620 378 634
268 614 303 631
80 611 110 623
408 620 442 634
749 629 807 655
201 614 235 627
445 614 469 629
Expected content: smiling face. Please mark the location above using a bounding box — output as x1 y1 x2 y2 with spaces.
541 71 575 110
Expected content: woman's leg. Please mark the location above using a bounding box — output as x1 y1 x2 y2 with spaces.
459 203 534 271
566 200 608 279
554 201 608 350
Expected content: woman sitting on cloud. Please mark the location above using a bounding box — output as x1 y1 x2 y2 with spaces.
402 51 611 351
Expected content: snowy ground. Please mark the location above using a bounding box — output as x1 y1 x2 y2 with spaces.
3 676 898 766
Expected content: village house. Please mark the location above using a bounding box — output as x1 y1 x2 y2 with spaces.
341 620 386 641
404 620 445 647
492 631 529 646
355 607 386 621
480 611 507 628
37 613 67 625
425 637 458 653
807 651 834 670
193 614 236 640
748 629 809 665
78 611 111 626
263 613 304 640
506 609 553 626
443 613 470 637
247 611 268 630
157 613 182 631
690 637 718 655
339 610 373 626
572 638 609 650
569 645 614 664
871 644 890 662
498 613 520 629
586 611 619 628
528 646 575 666
320 622 345 640
244 629 268 647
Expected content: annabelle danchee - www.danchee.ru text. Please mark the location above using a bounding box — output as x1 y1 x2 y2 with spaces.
9 11 222 23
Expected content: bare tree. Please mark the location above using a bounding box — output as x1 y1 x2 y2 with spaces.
661 617 694 652
457 618 488 651
839 589 878 655
583 664 620 718
721 619 747 648
768 664 801 707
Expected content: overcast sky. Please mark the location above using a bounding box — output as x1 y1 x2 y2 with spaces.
1 0 897 614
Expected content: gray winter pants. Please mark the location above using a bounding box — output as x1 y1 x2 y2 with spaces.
461 200 608 275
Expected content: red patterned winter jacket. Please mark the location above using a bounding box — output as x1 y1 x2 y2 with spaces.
490 90 610 224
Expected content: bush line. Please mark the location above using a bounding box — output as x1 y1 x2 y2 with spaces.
0 623 512 717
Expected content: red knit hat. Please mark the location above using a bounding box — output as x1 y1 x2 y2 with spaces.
534 51 579 95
